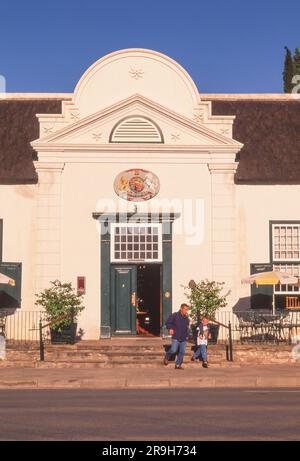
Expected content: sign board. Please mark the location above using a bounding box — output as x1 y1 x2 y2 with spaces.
0 262 22 308
250 263 273 309
77 276 86 295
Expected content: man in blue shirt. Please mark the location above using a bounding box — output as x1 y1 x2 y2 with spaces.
163 303 190 369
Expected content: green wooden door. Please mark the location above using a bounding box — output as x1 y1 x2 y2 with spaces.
111 265 137 335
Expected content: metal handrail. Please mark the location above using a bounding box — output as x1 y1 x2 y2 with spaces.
30 313 75 361
196 317 233 362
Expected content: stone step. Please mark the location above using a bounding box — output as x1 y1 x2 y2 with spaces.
0 360 234 369
2 342 295 367
1 351 296 367
50 350 225 357
6 342 292 352
2 352 225 363
1 351 295 367
5 343 226 353
3 346 293 357
3 351 226 363
0 361 37 368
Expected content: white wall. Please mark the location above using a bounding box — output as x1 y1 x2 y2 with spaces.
0 184 38 311
60 161 212 338
236 184 300 309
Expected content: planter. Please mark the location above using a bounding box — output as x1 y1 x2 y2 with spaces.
50 323 77 345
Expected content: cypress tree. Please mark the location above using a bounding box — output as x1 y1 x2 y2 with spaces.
293 48 300 77
283 46 294 93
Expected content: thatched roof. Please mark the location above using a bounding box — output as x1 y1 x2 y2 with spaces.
0 99 62 184
211 99 300 184
1 97 300 184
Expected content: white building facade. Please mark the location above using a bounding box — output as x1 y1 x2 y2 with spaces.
1 49 300 339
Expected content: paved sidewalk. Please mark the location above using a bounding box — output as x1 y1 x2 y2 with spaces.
0 363 300 389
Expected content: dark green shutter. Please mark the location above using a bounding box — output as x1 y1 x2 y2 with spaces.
0 262 22 308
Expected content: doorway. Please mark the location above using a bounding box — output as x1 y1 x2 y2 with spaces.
136 264 161 336
99 214 175 339
110 263 161 336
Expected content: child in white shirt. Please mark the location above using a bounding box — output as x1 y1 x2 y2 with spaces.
191 317 210 368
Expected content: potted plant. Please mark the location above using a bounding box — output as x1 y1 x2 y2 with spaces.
184 279 231 344
35 280 85 344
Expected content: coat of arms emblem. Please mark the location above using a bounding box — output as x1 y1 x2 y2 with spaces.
114 169 160 201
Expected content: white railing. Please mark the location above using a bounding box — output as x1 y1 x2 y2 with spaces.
1 309 300 343
2 310 45 343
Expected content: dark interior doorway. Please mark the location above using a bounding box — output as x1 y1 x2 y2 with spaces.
136 264 161 336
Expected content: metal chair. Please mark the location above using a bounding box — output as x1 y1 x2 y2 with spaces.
238 314 256 343
285 296 300 309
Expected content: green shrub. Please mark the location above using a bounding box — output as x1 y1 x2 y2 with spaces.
35 280 84 332
184 279 230 323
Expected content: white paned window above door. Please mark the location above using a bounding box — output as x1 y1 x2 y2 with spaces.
110 223 162 263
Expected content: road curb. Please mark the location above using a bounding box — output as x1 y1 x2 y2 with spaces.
0 381 38 389
0 376 299 389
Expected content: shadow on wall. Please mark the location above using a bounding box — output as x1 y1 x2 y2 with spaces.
232 296 272 320
0 291 20 309
0 307 17 337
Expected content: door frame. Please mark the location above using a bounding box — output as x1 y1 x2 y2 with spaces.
94 212 179 337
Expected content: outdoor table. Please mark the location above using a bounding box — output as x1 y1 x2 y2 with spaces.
238 312 286 343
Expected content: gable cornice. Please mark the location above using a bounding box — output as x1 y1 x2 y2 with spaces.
31 94 243 151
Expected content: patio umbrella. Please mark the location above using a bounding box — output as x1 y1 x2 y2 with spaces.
242 271 298 286
242 270 298 313
0 272 15 286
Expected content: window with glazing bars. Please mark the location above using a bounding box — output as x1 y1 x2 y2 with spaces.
273 264 300 293
110 223 162 262
272 224 300 261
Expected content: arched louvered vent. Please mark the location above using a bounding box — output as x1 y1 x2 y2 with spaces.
110 116 163 143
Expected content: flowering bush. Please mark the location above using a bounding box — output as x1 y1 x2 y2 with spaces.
184 279 230 323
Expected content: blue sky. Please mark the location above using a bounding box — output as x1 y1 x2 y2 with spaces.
0 0 299 93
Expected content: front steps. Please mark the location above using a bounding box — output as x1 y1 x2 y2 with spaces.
0 339 297 368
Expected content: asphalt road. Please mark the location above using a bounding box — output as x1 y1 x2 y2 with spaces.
0 388 299 441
